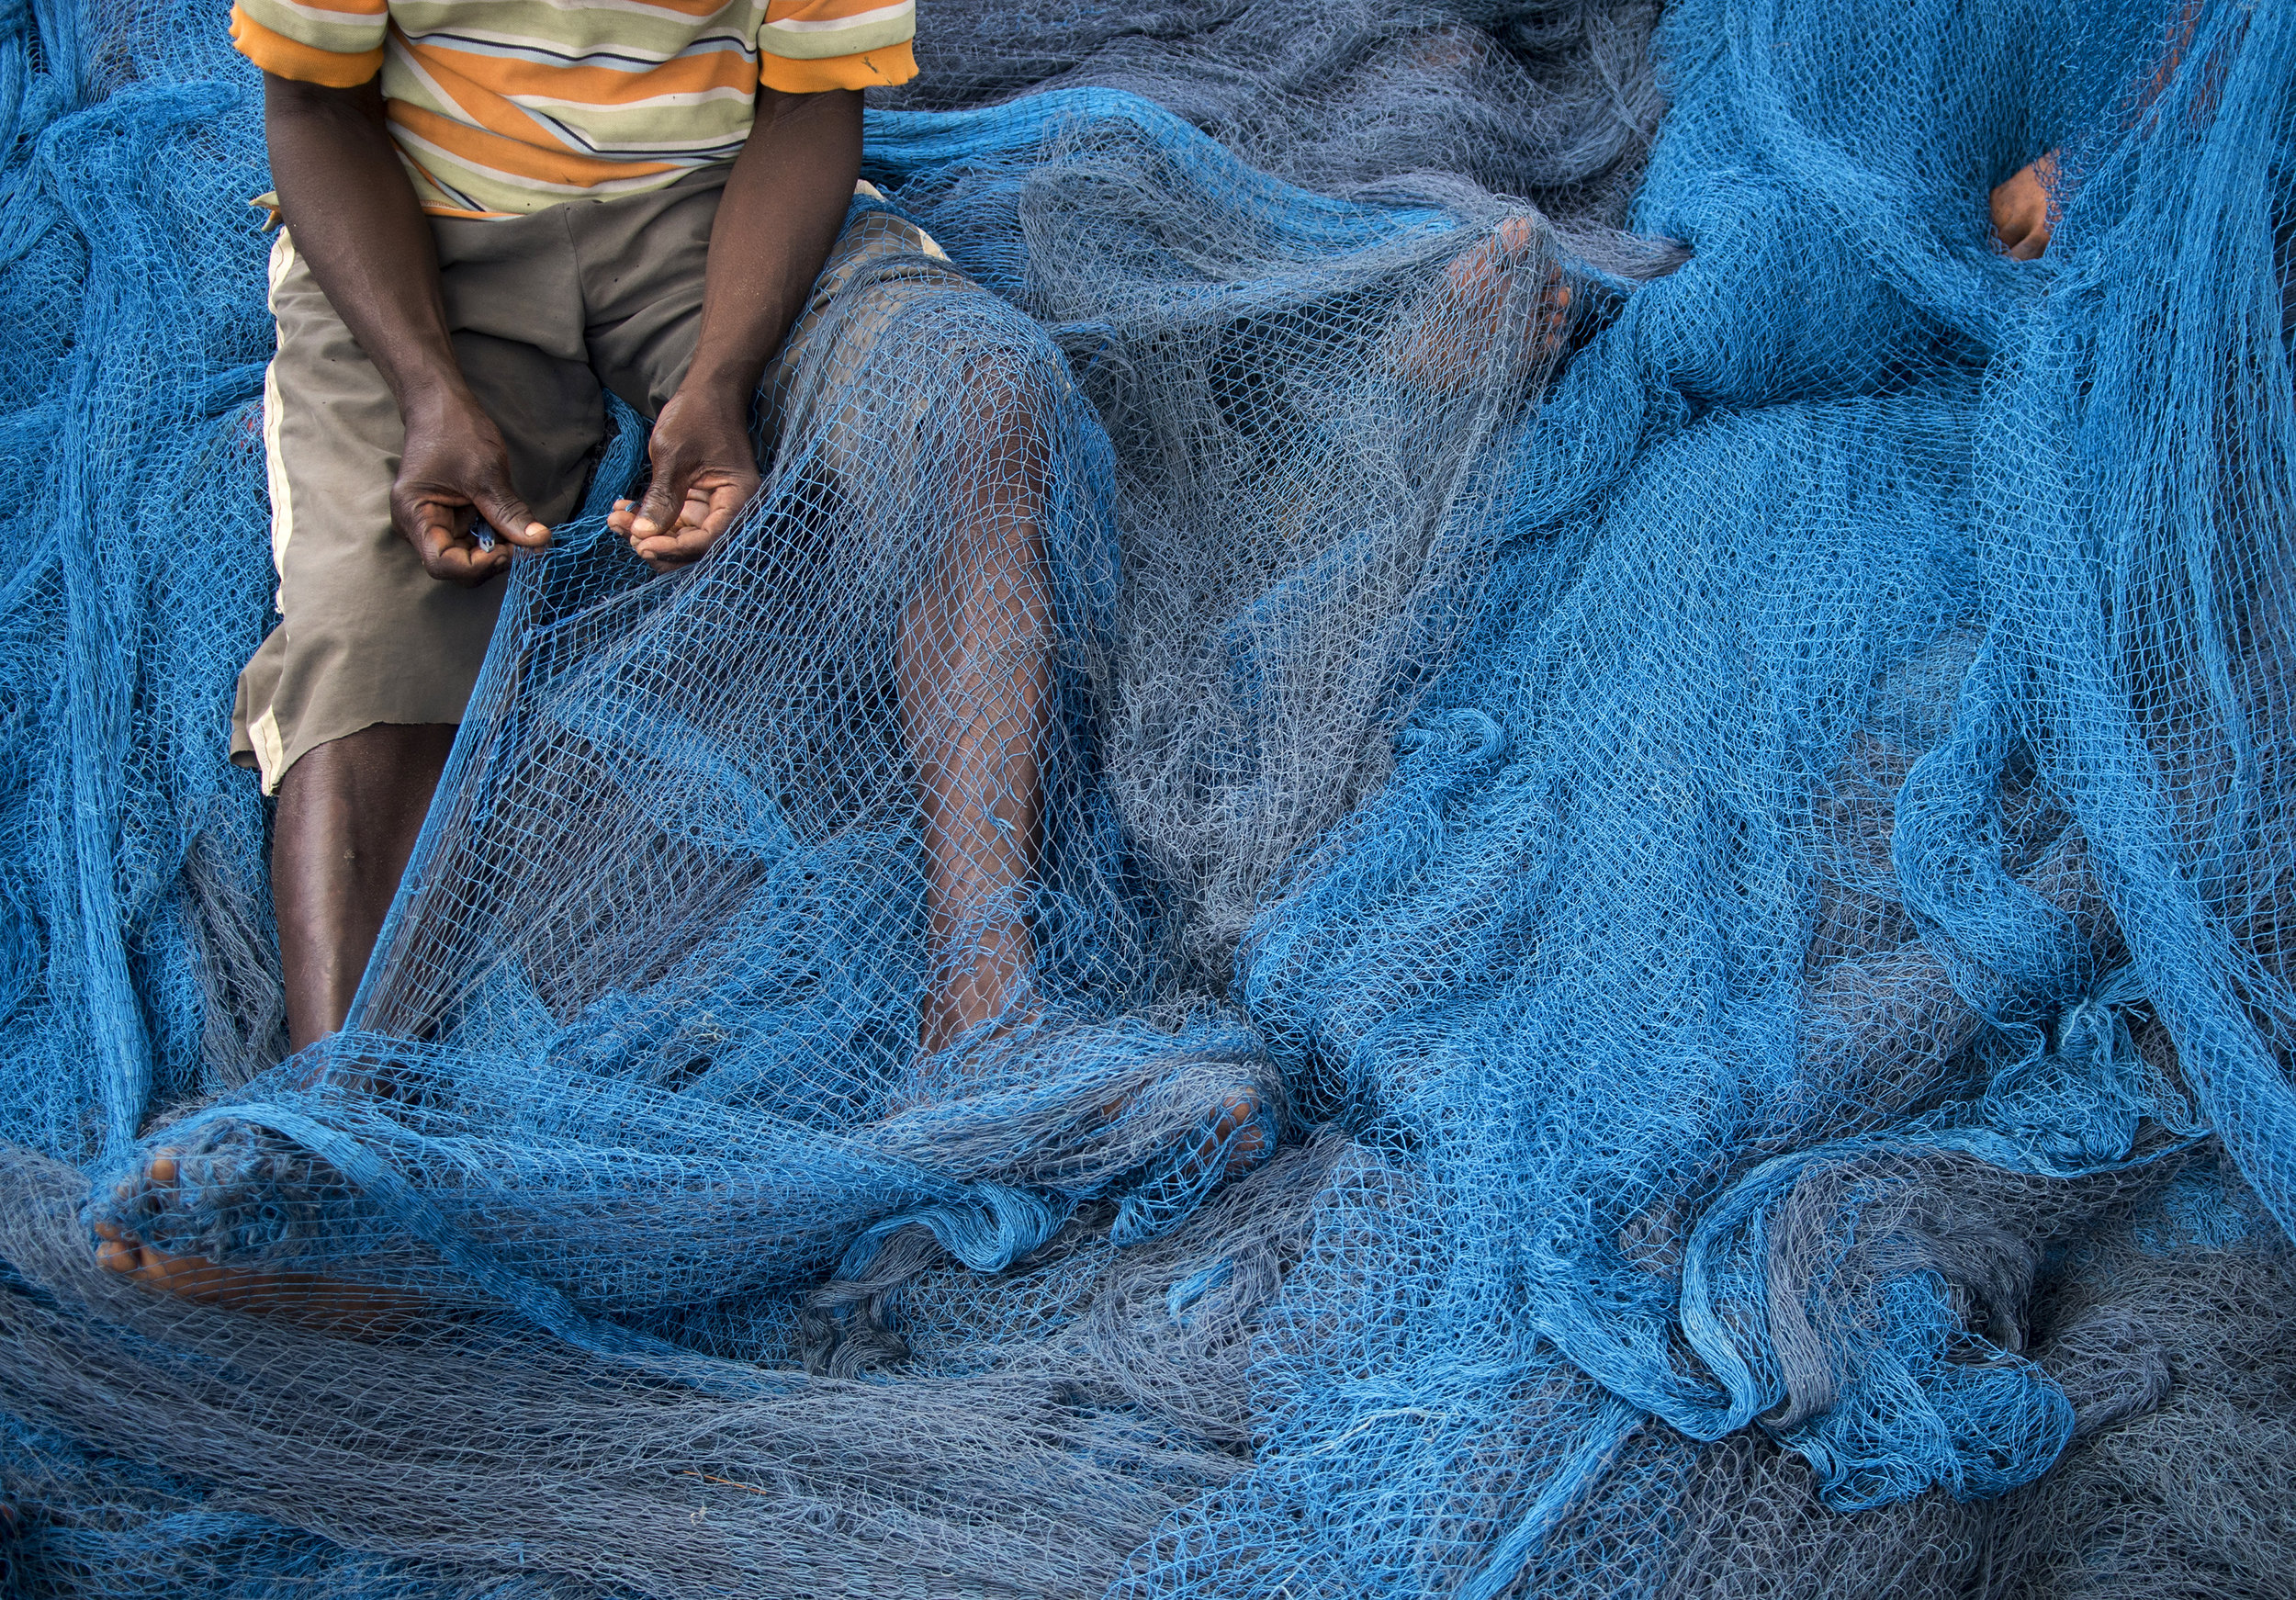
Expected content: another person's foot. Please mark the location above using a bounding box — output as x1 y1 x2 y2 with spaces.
90 1133 422 1335
1388 214 1580 389
1103 1084 1270 1180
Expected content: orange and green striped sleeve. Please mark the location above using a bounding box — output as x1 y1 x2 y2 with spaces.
229 0 388 87
758 0 917 93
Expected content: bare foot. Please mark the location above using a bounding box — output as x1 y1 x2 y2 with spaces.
1389 215 1578 389
91 1141 423 1335
1098 1083 1274 1183
1205 1087 1270 1176
1991 152 2059 260
1098 1075 1279 1247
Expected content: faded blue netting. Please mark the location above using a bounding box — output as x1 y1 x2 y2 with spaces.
3 0 2294 1595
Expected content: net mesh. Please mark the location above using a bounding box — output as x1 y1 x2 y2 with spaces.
4 0 2295 1596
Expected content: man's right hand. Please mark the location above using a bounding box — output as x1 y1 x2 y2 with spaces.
265 73 547 585
389 394 551 586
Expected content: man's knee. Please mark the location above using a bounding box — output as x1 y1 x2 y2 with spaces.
941 328 1062 477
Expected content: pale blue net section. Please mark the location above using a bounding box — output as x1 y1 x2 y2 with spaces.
4 0 2295 1596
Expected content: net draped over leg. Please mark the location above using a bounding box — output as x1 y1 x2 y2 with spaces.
76 200 1286 1336
5 2 2296 1598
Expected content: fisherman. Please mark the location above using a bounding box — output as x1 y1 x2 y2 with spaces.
90 0 1243 1308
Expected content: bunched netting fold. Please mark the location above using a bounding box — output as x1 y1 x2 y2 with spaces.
4 0 2295 1596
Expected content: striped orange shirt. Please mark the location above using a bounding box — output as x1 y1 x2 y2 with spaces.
231 0 917 217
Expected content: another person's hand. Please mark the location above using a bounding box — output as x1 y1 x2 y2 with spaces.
390 393 551 586
1991 152 2059 260
608 387 760 572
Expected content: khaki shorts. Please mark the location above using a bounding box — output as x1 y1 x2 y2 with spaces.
231 173 963 793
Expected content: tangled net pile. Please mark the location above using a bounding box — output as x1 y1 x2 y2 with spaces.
5 0 2295 1594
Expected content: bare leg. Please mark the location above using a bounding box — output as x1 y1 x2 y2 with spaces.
899 370 1052 1058
91 724 451 1326
893 368 1269 1174
275 722 458 1051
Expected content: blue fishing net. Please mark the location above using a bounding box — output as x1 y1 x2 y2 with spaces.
4 0 2294 1595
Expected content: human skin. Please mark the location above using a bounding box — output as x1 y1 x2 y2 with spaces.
1993 4 2200 263
88 80 868 1309
1991 153 2058 261
603 86 864 569
262 73 548 582
253 75 862 1053
93 65 1274 1320
262 73 863 579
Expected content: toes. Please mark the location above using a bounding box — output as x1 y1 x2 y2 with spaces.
113 1147 182 1220
1210 1091 1258 1139
1224 1122 1268 1176
94 1226 228 1298
149 1253 221 1296
103 1235 180 1288
1205 1091 1270 1177
129 1244 226 1301
96 1141 235 1270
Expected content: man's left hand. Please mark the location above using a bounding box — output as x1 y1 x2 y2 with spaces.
609 387 761 571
